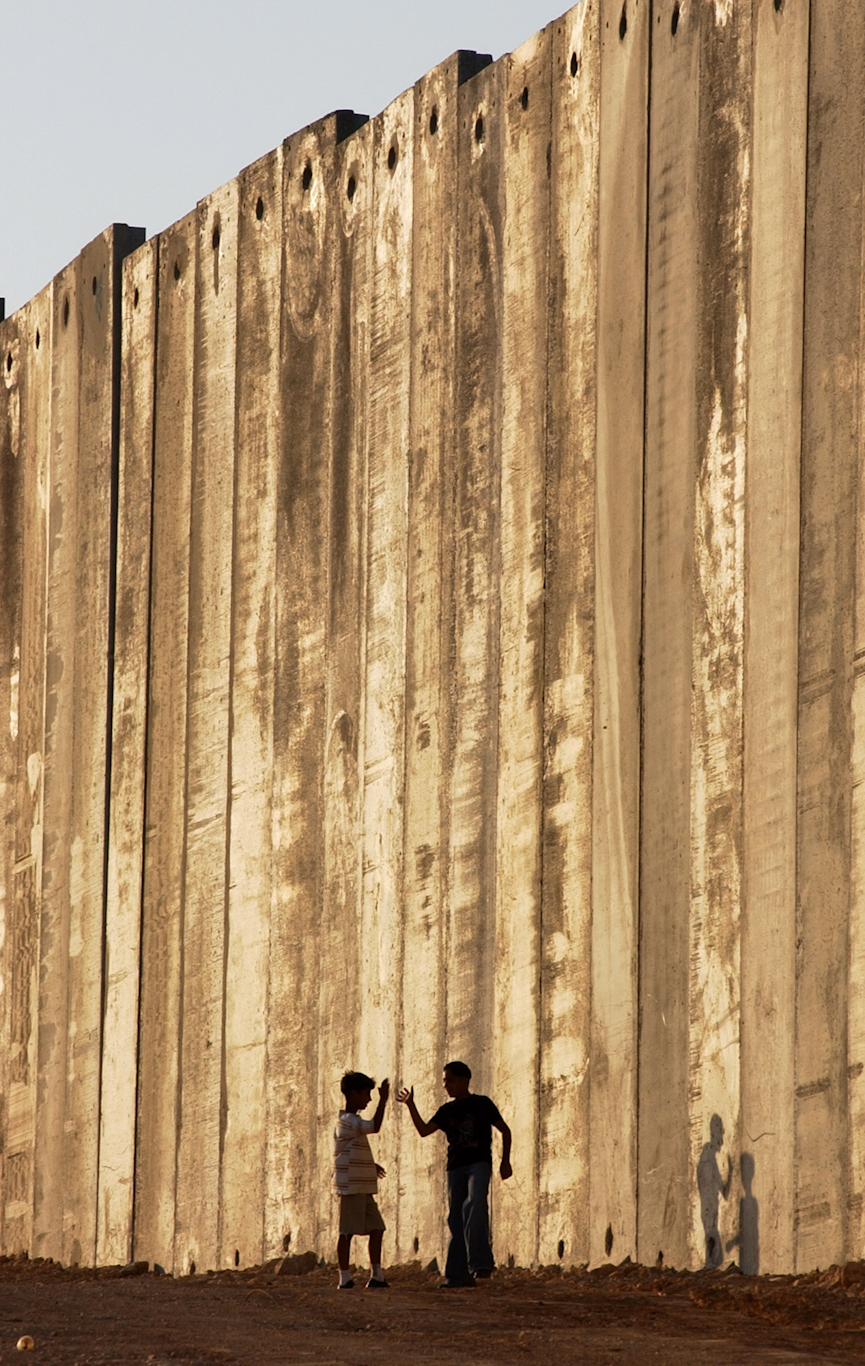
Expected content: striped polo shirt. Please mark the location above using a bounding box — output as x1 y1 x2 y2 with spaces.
333 1111 378 1195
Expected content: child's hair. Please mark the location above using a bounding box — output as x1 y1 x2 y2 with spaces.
444 1060 471 1079
341 1070 376 1099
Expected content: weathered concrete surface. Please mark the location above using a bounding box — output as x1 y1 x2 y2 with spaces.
741 0 808 1276
316 112 371 1258
640 0 698 1270
540 2 598 1273
6 0 865 1279
796 0 865 1274
221 146 282 1271
1 286 50 1260
134 213 196 1270
589 0 647 1269
98 240 158 1267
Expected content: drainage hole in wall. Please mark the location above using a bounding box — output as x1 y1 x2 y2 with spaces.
520 85 529 110
557 1240 565 1260
619 3 627 40
429 106 439 136
302 160 313 191
133 287 140 308
413 1236 419 1253
212 223 220 251
5 352 11 372
671 1 680 33
234 1250 240 1267
388 143 398 171
92 275 98 295
346 174 357 201
475 114 485 143
605 1225 614 1257
63 297 70 327
35 330 40 350
174 260 181 281
255 195 265 221
570 51 579 77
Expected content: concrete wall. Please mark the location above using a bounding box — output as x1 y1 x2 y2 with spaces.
0 0 863 1275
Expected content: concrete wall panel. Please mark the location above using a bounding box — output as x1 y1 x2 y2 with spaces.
399 54 464 1268
639 0 699 1270
447 58 503 1101
686 0 752 1269
541 1 597 1273
2 290 51 1257
359 88 413 1253
265 119 335 1256
316 115 373 1256
0 307 24 1256
588 0 647 1269
174 183 239 1275
741 0 808 1275
796 0 865 1272
34 257 81 1264
493 26 552 1272
220 149 282 1272
134 212 197 1271
98 239 158 1266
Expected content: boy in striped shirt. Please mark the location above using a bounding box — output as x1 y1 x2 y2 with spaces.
333 1071 390 1289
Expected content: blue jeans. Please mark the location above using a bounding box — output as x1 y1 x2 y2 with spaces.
445 1161 493 1282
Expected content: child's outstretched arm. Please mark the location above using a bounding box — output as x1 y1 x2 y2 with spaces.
397 1086 439 1137
493 1114 513 1180
372 1078 390 1133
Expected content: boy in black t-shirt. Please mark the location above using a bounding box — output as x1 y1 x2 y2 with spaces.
398 1061 512 1287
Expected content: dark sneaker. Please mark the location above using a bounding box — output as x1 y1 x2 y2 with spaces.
338 1279 355 1290
439 1278 476 1288
366 1277 389 1288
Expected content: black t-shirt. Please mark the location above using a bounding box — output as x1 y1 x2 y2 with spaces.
431 1094 504 1171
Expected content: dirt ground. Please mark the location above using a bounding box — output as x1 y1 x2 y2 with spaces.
3 1254 865 1365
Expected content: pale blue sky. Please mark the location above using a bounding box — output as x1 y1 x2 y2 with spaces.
2 1 569 314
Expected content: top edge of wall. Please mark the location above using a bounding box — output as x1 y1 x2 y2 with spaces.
7 4 580 321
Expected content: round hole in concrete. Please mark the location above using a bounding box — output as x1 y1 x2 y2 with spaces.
255 196 264 221
302 161 313 191
570 51 579 77
346 174 357 201
388 142 398 171
429 107 438 136
475 114 485 143
619 2 627 39
520 86 529 111
672 1 680 33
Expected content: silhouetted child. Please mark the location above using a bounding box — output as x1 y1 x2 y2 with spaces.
398 1060 512 1287
333 1071 389 1289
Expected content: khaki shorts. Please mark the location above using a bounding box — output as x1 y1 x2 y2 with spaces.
338 1193 386 1237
